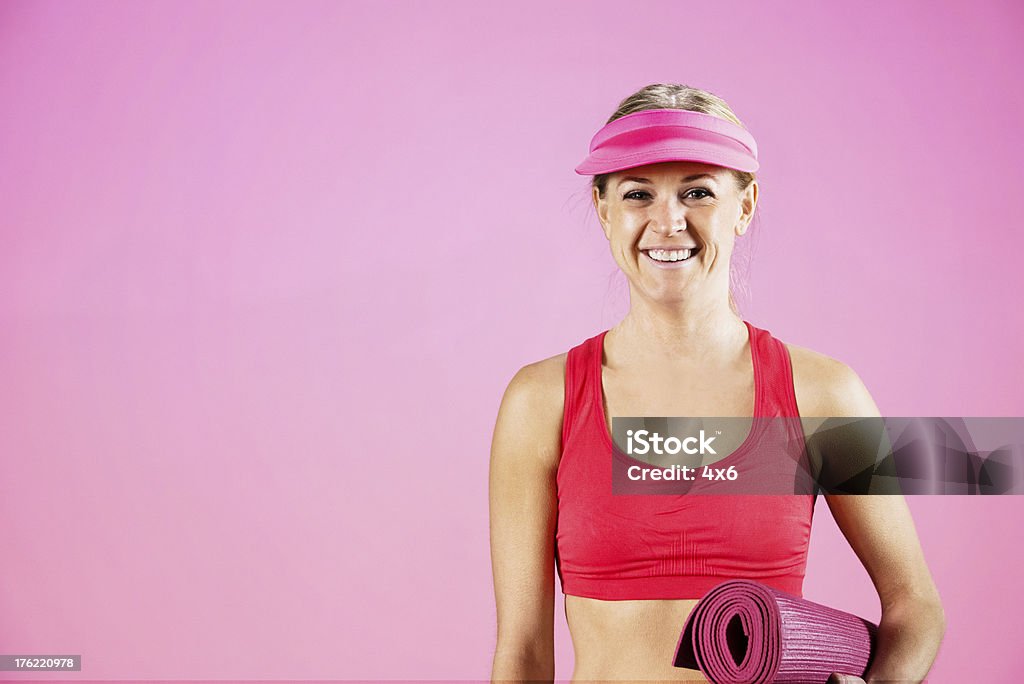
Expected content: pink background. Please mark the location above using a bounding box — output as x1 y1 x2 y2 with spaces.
1 0 1022 680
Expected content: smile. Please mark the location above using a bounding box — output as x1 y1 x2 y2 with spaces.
642 247 701 267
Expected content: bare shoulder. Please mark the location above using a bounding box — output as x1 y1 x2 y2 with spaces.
502 352 567 415
491 352 568 470
784 342 880 418
510 352 567 391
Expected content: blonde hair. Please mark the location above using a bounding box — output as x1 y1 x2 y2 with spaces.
590 83 758 315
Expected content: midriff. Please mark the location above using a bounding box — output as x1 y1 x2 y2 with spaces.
565 595 707 682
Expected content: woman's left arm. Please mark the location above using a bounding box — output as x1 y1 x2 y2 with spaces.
825 491 946 683
793 351 946 683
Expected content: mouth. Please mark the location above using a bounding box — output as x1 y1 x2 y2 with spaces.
641 247 702 265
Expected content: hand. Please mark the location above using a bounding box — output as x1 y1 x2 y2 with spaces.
828 675 867 684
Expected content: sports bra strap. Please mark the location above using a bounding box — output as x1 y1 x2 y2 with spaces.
561 335 597 449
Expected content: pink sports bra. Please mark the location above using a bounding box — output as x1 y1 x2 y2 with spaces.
554 320 816 601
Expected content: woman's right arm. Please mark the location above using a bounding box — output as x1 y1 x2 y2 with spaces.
489 358 565 682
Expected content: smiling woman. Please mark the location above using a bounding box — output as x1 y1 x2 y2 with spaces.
488 83 945 682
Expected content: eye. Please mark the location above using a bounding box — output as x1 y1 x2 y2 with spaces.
623 190 651 200
685 187 714 200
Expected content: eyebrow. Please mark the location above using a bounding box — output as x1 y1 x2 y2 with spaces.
617 173 715 187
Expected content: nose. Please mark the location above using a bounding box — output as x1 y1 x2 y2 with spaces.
650 198 687 236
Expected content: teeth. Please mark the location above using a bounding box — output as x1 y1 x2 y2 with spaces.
648 248 692 262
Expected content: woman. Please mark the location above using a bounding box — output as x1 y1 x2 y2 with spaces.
489 84 945 682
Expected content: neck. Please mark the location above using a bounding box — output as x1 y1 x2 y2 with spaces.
609 288 747 364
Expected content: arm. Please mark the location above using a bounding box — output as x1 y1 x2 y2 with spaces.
792 351 946 683
826 494 946 683
489 359 564 682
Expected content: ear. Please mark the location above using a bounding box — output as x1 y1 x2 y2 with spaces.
735 180 758 237
594 185 612 241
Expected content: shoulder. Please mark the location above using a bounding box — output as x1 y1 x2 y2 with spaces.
491 352 565 438
502 352 567 413
784 342 880 418
492 353 567 467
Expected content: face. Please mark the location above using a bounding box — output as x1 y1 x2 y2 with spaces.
593 161 758 305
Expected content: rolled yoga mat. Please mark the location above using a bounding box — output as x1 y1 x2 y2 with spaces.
673 579 878 684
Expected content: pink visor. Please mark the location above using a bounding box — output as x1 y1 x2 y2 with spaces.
574 108 759 175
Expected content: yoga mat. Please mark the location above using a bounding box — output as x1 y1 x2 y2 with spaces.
673 580 878 684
